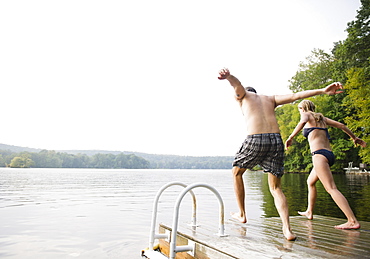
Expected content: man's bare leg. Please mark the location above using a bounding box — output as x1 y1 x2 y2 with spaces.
231 166 247 223
298 169 319 220
268 173 296 241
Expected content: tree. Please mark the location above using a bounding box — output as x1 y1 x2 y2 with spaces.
333 0 370 70
343 67 370 163
9 155 35 168
31 150 63 168
0 154 5 167
279 39 367 171
332 1 370 163
289 49 334 92
91 153 115 168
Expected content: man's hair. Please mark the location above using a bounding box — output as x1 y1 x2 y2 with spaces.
245 86 257 93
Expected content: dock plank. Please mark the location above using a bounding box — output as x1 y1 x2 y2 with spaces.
153 215 370 259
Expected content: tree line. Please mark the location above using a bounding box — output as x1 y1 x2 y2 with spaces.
277 0 369 173
139 153 233 169
0 149 150 169
0 149 234 169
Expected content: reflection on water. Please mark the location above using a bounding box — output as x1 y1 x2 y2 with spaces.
279 173 370 221
0 168 369 258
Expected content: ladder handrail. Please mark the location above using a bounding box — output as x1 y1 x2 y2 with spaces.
148 182 197 251
169 182 226 259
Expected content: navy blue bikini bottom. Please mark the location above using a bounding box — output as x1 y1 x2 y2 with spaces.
312 149 335 167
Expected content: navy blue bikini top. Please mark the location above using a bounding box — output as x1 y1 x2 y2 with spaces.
303 127 330 139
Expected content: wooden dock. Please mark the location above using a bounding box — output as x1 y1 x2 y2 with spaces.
149 215 370 259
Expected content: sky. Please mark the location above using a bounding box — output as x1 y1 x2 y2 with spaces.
0 0 362 156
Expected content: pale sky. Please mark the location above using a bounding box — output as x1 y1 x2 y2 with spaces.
0 0 361 156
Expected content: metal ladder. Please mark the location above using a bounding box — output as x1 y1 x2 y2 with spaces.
147 182 227 259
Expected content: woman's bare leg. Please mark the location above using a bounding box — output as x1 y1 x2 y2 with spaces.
313 155 360 229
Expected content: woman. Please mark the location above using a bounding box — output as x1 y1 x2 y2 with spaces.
285 100 366 230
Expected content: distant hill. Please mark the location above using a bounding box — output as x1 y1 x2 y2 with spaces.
0 143 233 169
0 143 42 153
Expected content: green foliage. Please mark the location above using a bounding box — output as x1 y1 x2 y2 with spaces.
278 0 370 172
332 1 370 163
288 49 334 92
31 150 63 168
343 67 370 163
146 155 233 169
0 154 5 167
9 153 35 168
333 0 370 70
0 149 150 169
0 147 233 169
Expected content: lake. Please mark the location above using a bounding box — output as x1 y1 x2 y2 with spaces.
0 168 369 258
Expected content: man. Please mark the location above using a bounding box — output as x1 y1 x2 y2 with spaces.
218 68 343 241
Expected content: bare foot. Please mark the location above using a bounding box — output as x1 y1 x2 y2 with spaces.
283 227 297 241
230 212 247 223
334 222 361 230
298 210 313 220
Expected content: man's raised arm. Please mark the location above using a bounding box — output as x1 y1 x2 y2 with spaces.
218 68 246 100
274 82 344 106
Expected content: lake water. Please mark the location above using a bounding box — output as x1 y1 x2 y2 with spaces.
1 168 369 258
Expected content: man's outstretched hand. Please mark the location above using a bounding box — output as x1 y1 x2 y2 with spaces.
218 68 230 80
324 82 344 95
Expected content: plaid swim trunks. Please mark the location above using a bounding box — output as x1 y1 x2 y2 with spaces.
232 133 284 178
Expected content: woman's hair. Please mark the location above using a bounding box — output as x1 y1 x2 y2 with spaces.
299 100 326 126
